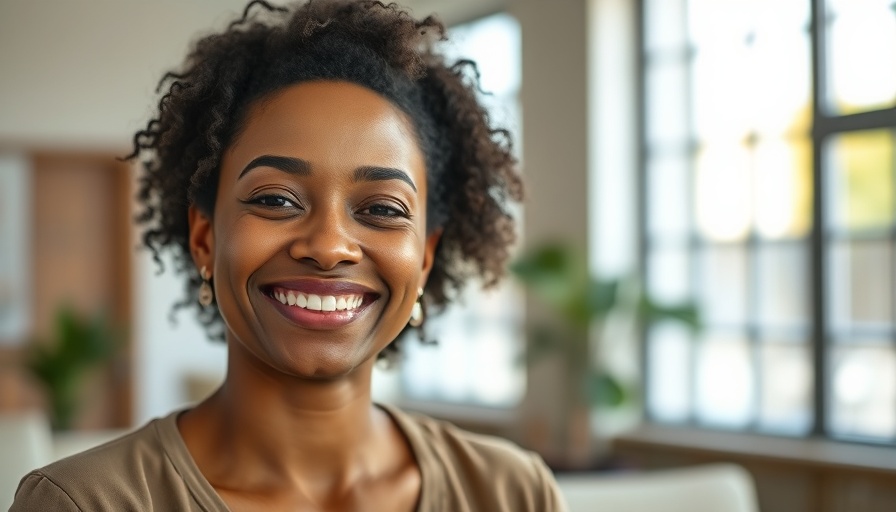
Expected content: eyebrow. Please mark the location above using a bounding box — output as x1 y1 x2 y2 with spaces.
353 166 417 192
238 155 310 179
238 154 417 192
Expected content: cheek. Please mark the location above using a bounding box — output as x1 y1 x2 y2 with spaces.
367 230 425 297
215 217 281 301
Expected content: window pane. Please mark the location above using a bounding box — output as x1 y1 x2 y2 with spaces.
695 143 752 241
825 0 896 114
828 240 893 330
467 322 526 406
644 0 687 52
754 138 812 239
692 47 752 141
646 60 689 148
753 1 812 136
647 155 690 239
402 290 526 406
758 340 812 435
699 244 749 326
695 331 755 427
647 321 693 422
647 244 691 305
826 130 895 232
757 244 809 328
829 342 896 440
688 0 754 49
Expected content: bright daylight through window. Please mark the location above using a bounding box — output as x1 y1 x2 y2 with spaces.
642 0 896 442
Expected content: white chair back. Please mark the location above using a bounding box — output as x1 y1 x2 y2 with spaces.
0 411 53 509
556 463 760 512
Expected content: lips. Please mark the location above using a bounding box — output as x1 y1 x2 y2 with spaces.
260 279 379 329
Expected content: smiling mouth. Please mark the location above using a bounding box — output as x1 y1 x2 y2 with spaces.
267 287 367 312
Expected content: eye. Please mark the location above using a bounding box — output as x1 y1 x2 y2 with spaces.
247 194 298 209
363 204 406 218
356 200 412 224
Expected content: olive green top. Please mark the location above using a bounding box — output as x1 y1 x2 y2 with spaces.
9 405 567 511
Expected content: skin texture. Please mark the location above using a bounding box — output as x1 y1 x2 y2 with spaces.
179 81 441 511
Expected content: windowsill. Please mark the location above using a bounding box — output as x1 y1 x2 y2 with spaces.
395 398 519 428
613 423 896 475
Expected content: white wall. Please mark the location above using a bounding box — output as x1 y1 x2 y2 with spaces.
0 1 255 149
0 0 500 149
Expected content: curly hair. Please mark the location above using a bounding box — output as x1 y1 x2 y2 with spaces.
128 0 523 354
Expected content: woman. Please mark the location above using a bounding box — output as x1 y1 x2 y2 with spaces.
11 1 566 510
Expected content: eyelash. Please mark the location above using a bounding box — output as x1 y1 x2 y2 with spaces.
245 194 410 220
359 203 410 219
247 194 298 209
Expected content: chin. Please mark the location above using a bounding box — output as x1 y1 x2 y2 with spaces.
276 344 375 381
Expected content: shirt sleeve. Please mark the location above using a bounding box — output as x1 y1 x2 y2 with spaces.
531 454 570 512
9 472 82 512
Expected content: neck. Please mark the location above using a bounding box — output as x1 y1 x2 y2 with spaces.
182 339 395 492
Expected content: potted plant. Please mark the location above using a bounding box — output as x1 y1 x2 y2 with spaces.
510 241 699 467
25 306 121 430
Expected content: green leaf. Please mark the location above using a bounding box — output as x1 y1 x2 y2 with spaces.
24 305 122 430
510 242 581 308
639 297 701 330
586 373 627 408
584 278 619 317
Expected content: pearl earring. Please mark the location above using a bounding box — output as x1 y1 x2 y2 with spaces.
198 265 214 306
409 288 424 327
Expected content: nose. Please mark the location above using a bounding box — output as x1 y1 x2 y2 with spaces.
288 205 362 270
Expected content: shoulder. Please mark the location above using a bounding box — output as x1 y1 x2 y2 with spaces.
10 412 205 511
384 405 567 511
408 409 540 474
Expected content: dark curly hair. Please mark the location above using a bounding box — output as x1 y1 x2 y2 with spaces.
128 0 523 354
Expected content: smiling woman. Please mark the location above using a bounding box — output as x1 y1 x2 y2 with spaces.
8 1 566 511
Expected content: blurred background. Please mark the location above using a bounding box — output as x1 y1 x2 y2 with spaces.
2 0 896 511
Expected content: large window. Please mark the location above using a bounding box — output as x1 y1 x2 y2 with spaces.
641 0 896 442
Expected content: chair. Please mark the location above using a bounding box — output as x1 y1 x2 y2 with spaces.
556 463 760 512
0 411 53 509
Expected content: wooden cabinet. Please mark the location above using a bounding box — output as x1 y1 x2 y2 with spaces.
0 151 133 429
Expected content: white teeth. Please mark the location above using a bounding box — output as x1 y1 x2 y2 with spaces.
272 290 364 311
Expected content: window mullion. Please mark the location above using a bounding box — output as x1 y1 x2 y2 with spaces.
809 0 829 438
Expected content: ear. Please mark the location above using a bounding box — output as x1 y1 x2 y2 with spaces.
188 205 215 274
419 228 442 289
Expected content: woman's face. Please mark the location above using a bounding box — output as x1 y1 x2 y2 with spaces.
189 80 439 380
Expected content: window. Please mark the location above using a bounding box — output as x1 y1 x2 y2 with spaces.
641 0 896 442
374 12 525 410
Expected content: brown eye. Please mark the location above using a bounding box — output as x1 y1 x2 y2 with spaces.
249 194 296 208
364 204 404 217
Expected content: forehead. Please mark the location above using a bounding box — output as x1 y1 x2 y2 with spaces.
223 80 426 181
